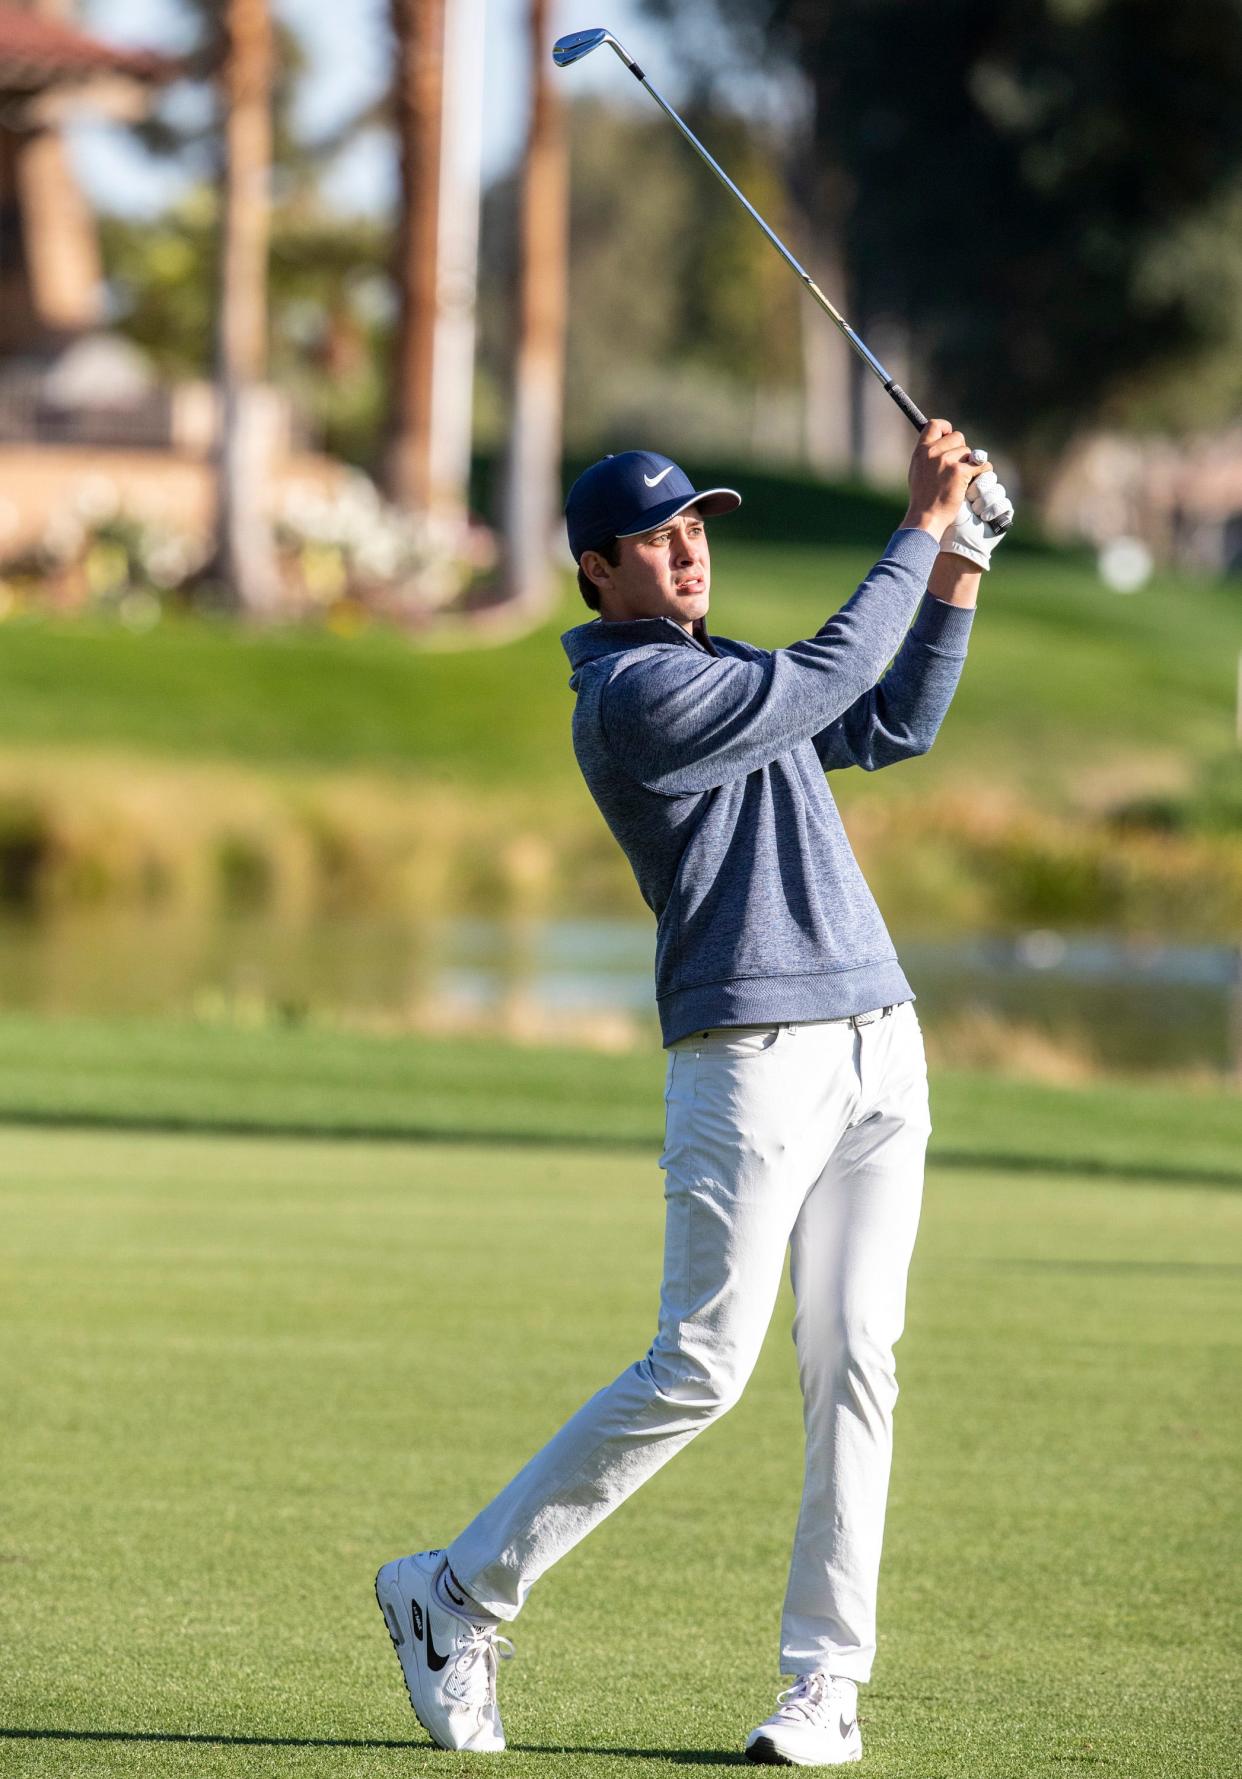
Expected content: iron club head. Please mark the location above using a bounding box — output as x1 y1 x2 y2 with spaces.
552 27 640 74
552 28 610 66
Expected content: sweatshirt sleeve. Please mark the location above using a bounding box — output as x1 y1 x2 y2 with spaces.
599 528 940 796
812 591 975 772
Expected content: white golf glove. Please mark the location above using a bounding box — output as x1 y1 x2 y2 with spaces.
940 466 1015 570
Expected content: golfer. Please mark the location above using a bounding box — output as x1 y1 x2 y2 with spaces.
377 420 1014 1764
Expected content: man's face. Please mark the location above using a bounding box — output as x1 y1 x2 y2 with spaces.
583 507 711 633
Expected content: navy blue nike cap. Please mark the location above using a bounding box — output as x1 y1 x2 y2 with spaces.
564 451 741 562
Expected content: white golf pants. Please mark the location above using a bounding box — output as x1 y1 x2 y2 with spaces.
447 1000 931 1682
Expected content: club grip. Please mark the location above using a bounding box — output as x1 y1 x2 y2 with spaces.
885 381 927 431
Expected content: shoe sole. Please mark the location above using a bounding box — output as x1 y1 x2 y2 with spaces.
746 1733 862 1766
374 1560 444 1750
745 1738 790 1766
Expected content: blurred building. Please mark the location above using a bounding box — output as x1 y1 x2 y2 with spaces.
1045 431 1242 578
0 2 172 356
0 2 338 567
0 4 197 553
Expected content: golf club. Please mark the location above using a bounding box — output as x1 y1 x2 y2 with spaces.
553 26 1011 529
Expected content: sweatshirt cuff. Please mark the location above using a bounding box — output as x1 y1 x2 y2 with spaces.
908 589 976 655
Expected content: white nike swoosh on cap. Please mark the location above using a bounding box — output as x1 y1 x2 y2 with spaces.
643 466 674 487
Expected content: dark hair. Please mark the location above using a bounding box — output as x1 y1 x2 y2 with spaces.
576 535 621 611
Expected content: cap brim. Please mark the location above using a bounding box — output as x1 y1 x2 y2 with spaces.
615 487 741 540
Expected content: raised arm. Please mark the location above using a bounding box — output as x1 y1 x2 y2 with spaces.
600 423 989 796
811 472 1014 771
812 557 979 771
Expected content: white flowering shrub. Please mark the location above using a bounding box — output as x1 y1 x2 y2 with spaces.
274 472 495 624
0 469 496 631
0 475 210 629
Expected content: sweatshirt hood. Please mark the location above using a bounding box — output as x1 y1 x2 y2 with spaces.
562 614 717 687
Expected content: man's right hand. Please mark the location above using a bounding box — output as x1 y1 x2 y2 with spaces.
901 419 988 540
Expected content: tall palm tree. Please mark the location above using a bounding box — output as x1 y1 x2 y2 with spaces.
214 0 280 614
385 0 443 513
501 0 567 617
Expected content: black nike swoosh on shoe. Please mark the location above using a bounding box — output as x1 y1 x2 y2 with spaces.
425 1604 450 1671
840 1715 856 1738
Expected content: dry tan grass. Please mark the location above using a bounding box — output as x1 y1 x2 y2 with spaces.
338 993 648 1055
922 1003 1105 1085
850 786 1242 940
0 749 1235 947
920 1003 1237 1089
0 747 613 923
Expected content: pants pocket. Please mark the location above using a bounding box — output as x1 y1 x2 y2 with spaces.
688 1024 785 1058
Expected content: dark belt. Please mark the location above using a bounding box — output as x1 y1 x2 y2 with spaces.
836 1004 897 1030
691 1004 899 1043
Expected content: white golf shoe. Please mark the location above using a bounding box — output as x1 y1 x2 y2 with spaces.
375 1549 514 1752
745 1672 863 1766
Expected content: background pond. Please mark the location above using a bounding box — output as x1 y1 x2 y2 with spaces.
0 910 1236 1080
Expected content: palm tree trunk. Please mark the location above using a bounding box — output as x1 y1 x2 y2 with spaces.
215 0 280 615
430 0 483 531
501 0 568 618
385 0 445 512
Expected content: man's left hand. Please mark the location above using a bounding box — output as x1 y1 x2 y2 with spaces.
940 470 1015 571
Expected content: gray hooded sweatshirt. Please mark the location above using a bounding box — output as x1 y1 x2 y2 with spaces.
561 526 974 1046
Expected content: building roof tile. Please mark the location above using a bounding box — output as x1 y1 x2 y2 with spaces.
0 6 178 87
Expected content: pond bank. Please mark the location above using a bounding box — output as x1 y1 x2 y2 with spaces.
0 749 1237 941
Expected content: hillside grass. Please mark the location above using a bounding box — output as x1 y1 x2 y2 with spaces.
0 528 1234 814
0 1018 1237 1777
0 1009 1237 1177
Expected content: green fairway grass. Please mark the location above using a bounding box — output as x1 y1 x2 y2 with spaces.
0 532 1232 812
0 1020 1238 1776
0 1010 1235 1183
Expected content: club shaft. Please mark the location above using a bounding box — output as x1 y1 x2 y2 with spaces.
622 58 928 431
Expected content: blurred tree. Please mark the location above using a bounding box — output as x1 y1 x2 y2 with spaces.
477 99 802 458
384 0 484 535
99 205 216 376
644 0 1242 471
103 12 808 484
501 0 568 618
98 0 391 473
99 206 392 467
212 0 280 614
120 0 313 205
667 105 804 388
385 0 442 512
268 218 392 468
